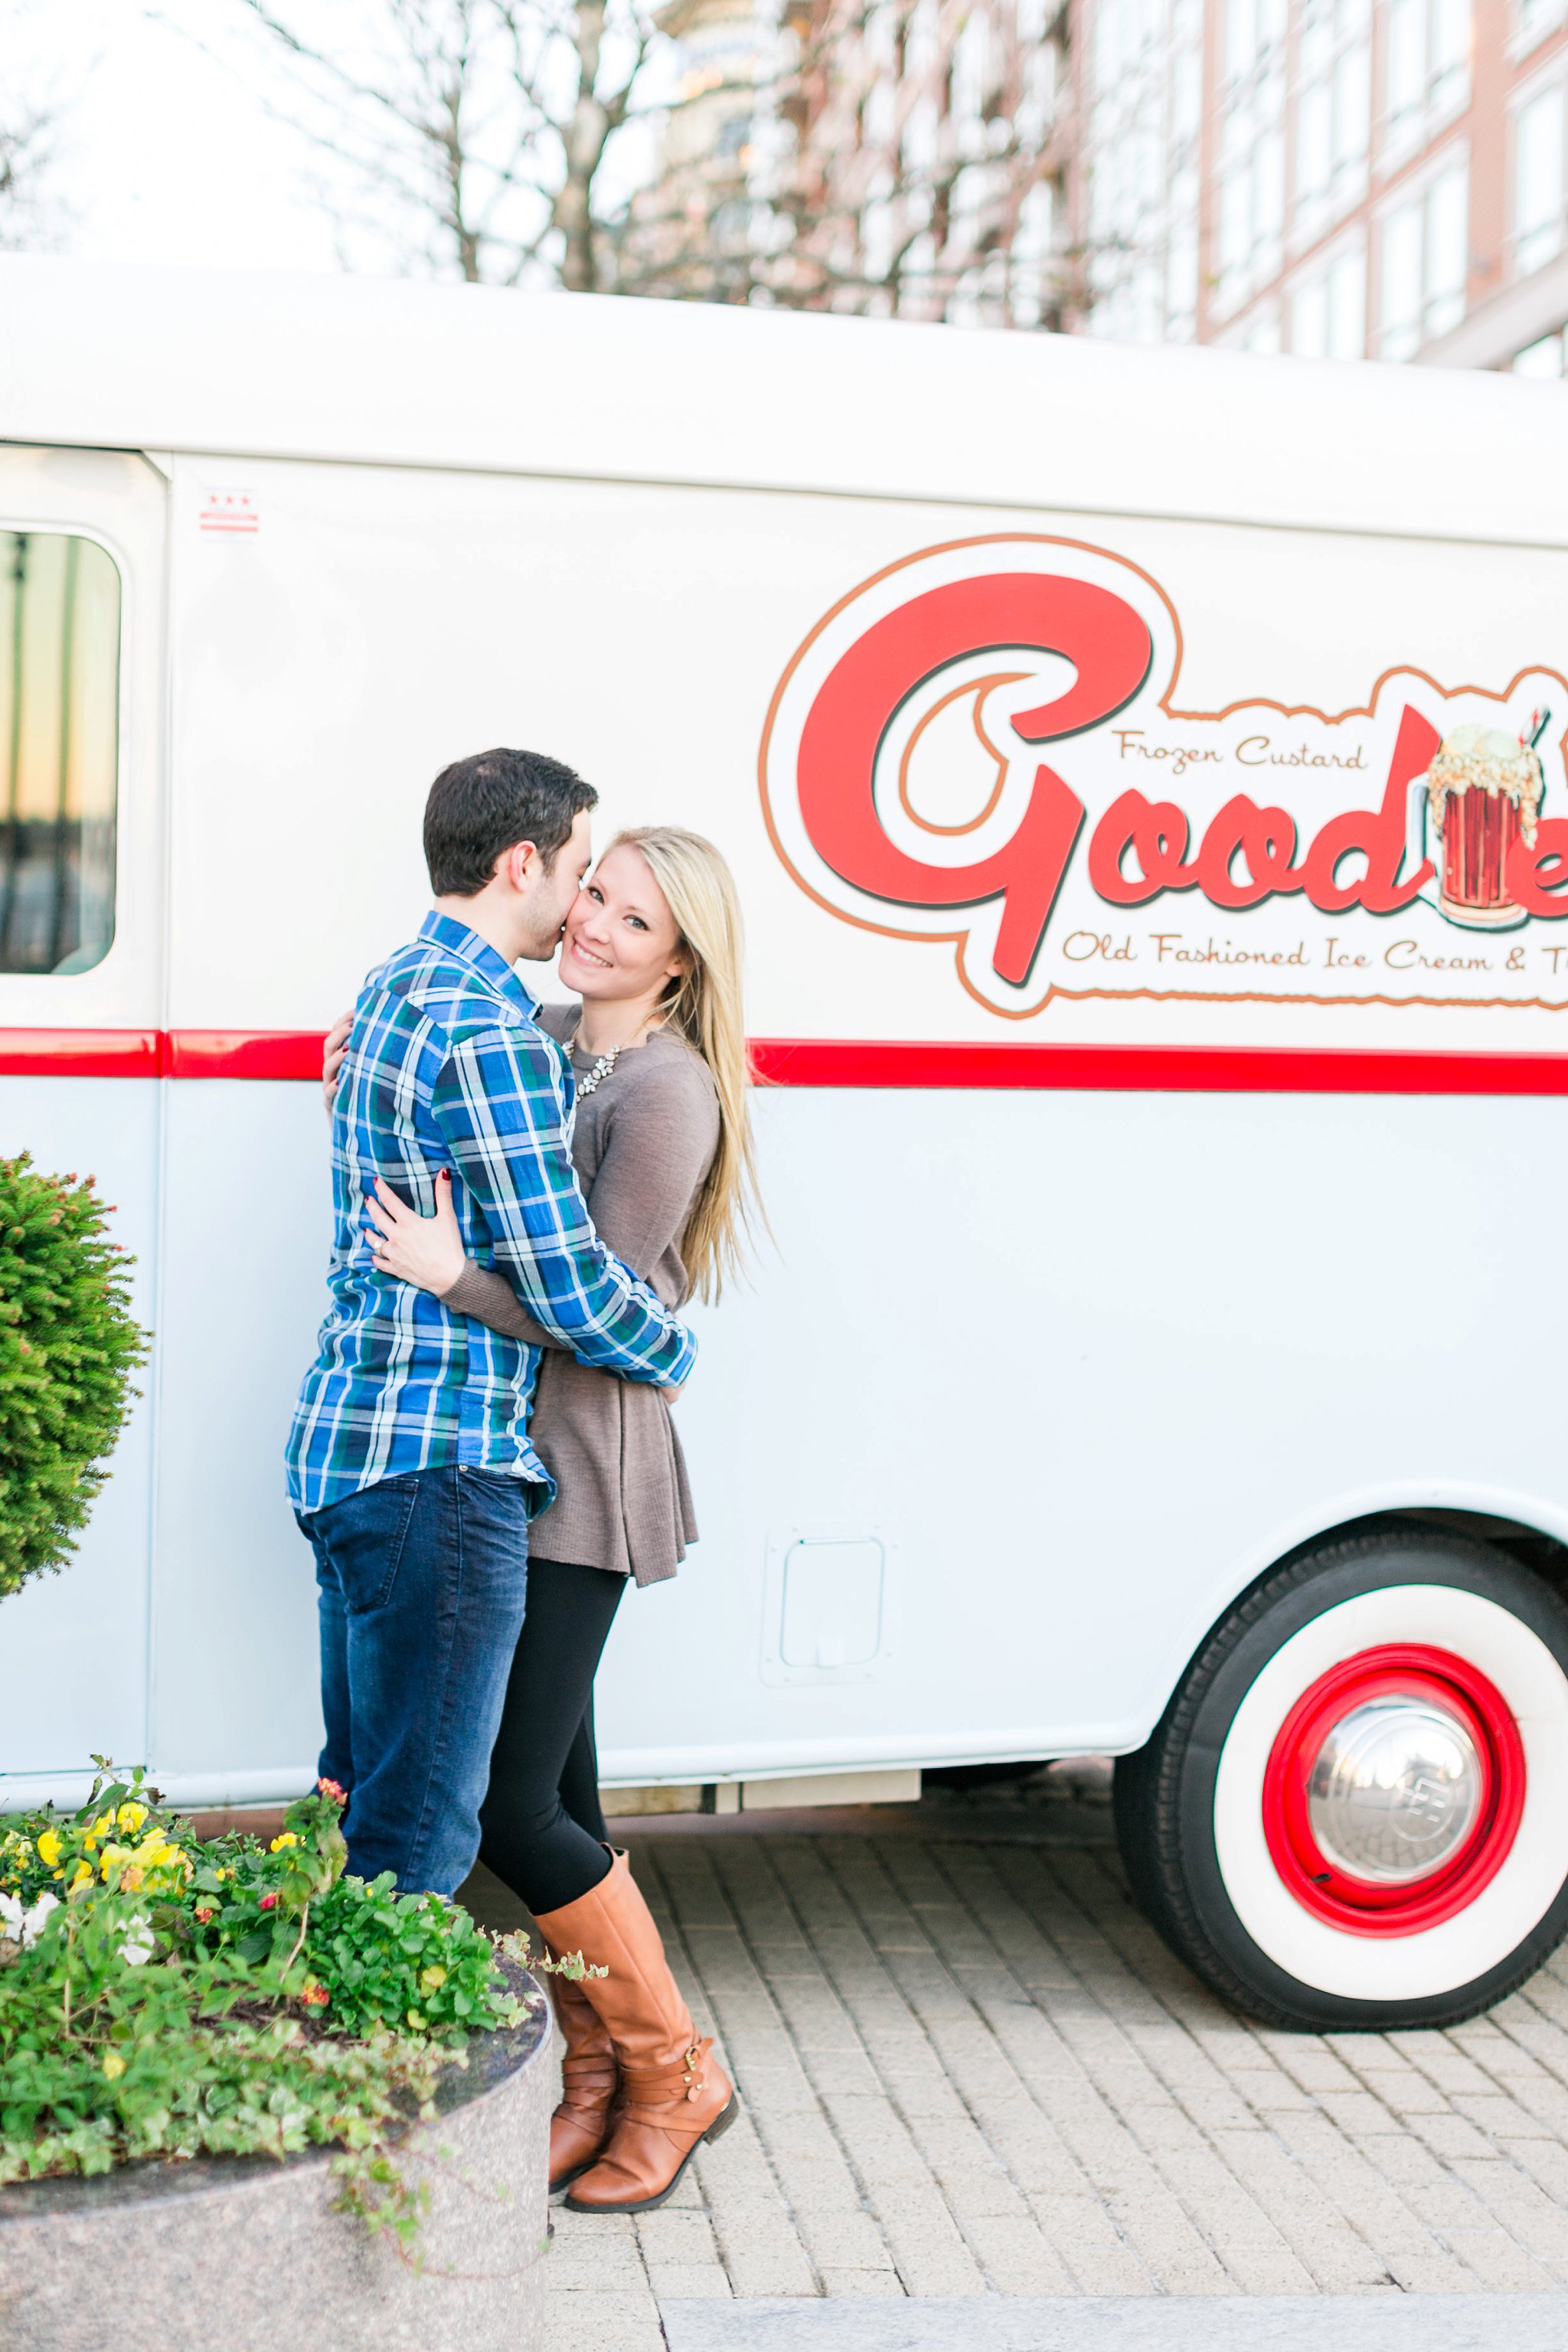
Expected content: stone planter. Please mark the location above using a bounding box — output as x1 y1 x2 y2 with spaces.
0 1961 553 2352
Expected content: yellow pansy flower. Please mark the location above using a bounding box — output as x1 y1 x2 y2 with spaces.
0 1834 34 1887
35 1830 60 1868
69 1861 92 1890
270 1833 299 1852
419 1965 446 1992
122 1834 191 1886
99 1844 132 1880
116 1803 147 1833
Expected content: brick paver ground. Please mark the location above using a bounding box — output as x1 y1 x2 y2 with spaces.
464 1762 1568 2348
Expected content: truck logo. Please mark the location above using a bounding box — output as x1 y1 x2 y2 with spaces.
758 534 1568 1021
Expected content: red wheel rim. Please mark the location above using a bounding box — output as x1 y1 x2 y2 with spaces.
1261 1644 1526 1937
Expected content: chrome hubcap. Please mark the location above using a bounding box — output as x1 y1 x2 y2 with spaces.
1307 1697 1484 1883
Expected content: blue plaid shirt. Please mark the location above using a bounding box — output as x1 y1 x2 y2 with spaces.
286 911 698 1517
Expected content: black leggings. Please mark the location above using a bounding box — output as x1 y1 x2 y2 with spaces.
479 1557 626 1915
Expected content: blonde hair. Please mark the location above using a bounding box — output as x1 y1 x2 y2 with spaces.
608 825 761 1303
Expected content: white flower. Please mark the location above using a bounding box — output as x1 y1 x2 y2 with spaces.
119 1913 155 1968
0 1890 60 1949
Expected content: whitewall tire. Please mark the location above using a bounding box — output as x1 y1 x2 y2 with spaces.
1115 1528 1568 2029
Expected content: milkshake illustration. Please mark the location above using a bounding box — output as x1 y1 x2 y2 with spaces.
1425 714 1549 929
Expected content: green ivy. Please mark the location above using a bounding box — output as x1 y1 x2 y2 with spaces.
0 1155 148 1602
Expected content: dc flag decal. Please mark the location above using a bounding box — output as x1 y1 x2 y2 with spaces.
758 533 1568 1021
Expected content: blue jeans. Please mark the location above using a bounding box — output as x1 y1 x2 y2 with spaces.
298 1465 531 1895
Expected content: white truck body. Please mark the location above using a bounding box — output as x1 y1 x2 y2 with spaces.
2 254 1564 1840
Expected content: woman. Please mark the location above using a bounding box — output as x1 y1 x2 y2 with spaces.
322 826 759 2216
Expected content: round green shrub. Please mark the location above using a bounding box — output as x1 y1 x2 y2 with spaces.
0 1154 148 1602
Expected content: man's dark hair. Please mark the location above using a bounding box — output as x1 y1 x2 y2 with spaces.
423 748 598 897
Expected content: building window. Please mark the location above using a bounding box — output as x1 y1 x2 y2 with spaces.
1215 0 1288 315
1086 0 1204 343
1228 0 1289 78
1512 0 1567 62
1245 302 1284 348
1514 81 1566 275
1008 179 1060 331
0 533 119 977
1514 324 1567 370
1378 153 1468 356
1381 0 1470 167
1290 238 1367 351
1167 220 1200 332
1293 0 1371 246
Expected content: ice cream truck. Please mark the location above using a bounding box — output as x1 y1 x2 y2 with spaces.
4 253 1568 2033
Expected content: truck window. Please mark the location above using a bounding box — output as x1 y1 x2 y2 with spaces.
0 531 119 976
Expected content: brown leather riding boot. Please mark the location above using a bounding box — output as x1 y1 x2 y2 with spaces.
534 1849 737 2215
544 1957 619 2190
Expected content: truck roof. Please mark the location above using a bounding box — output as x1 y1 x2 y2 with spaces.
0 254 1563 550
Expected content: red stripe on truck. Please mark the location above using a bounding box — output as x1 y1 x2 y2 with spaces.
749 1038 1568 1095
0 1030 1565 1096
0 1031 324 1080
0 1029 162 1077
162 1031 326 1080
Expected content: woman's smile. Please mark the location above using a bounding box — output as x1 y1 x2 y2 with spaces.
557 844 688 1014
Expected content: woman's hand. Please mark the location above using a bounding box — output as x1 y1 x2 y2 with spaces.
364 1171 468 1297
322 1011 353 1116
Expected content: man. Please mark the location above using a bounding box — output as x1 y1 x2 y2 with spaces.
286 748 695 1896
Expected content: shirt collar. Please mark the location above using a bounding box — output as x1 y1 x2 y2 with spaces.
420 909 539 1014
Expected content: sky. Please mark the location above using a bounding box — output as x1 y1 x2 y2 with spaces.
14 0 672 283
22 0 377 276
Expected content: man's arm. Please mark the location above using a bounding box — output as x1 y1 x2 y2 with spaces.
439 1050 719 1351
430 1022 696 1385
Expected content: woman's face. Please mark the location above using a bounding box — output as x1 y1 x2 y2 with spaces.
558 843 686 1006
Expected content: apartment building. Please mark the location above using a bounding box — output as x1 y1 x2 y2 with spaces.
636 0 1065 322
1070 0 1568 370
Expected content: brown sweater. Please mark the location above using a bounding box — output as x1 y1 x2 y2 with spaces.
441 1005 720 1586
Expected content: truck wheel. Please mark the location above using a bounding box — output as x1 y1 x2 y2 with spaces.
1114 1527 1568 2029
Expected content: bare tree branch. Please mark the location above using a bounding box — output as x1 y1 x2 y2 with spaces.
199 0 662 289
0 1 79 253
198 0 1075 321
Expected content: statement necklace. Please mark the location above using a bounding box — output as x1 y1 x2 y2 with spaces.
575 1018 658 1099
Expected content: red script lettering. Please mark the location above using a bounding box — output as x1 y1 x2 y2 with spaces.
796 575 1153 985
